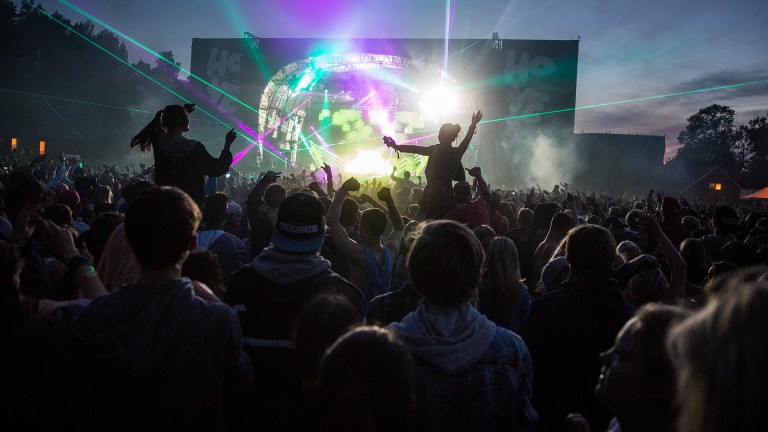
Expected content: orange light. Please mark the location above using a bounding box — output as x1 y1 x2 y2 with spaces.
39 141 45 155
715 183 722 191
11 138 17 151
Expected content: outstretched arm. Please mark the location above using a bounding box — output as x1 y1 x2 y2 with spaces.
456 110 483 156
383 136 433 156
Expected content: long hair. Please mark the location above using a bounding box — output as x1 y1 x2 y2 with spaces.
481 237 522 324
130 105 187 153
130 110 165 153
668 269 768 432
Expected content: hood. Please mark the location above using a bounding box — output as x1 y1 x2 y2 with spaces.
61 278 196 378
389 302 496 373
251 247 331 285
156 135 197 159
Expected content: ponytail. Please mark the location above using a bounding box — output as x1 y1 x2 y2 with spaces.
130 110 165 153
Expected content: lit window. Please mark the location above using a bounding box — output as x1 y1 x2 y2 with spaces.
709 183 722 191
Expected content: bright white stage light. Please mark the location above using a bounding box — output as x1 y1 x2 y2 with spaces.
345 150 392 175
419 86 458 118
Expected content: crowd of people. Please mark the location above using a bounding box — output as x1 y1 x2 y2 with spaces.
2 104 768 431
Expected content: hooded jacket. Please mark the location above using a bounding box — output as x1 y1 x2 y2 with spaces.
225 248 363 342
48 278 253 431
390 303 538 432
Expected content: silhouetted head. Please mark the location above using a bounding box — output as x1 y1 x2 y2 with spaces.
161 105 190 133
438 123 461 145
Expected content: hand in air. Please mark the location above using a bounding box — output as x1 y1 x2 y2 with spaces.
341 177 361 192
383 136 397 148
465 167 482 178
322 163 333 176
377 187 392 202
225 128 237 145
471 110 483 126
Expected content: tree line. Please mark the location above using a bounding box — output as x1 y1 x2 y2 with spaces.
670 104 768 185
0 0 187 160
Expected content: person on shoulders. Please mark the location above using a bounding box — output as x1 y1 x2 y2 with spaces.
130 103 237 204
383 110 483 219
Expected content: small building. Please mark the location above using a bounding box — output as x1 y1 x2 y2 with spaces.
680 167 742 203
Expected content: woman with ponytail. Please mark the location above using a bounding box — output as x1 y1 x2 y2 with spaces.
130 103 237 204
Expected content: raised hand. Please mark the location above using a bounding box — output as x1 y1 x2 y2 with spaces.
383 136 397 148
471 110 483 126
341 177 361 192
465 167 482 178
377 187 393 202
225 128 237 145
322 163 332 176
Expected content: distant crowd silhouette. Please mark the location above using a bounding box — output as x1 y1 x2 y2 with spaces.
2 106 768 432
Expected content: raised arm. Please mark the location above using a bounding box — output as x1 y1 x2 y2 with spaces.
201 128 237 177
377 187 404 253
456 110 483 156
467 167 490 203
640 214 687 301
322 163 335 198
327 178 365 263
383 136 433 156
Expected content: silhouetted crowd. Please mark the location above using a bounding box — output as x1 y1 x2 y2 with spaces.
2 108 768 432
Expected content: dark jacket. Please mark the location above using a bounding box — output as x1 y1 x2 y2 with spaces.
523 270 634 432
154 135 232 204
224 249 363 432
47 279 253 431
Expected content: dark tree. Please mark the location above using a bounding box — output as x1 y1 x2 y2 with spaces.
740 114 768 178
671 104 741 170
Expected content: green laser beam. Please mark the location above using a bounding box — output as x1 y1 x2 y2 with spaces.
1 87 151 114
480 79 768 125
32 4 286 162
297 131 322 168
448 39 485 59
0 87 221 125
56 0 262 117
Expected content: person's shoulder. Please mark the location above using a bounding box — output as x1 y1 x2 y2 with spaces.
493 325 525 346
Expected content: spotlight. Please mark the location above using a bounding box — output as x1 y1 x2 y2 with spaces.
419 86 458 119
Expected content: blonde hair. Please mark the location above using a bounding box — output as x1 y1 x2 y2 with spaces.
668 269 768 432
480 237 523 324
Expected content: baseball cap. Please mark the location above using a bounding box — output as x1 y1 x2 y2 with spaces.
227 202 242 215
271 192 326 253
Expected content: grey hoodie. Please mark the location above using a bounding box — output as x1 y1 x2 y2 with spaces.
390 302 497 373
